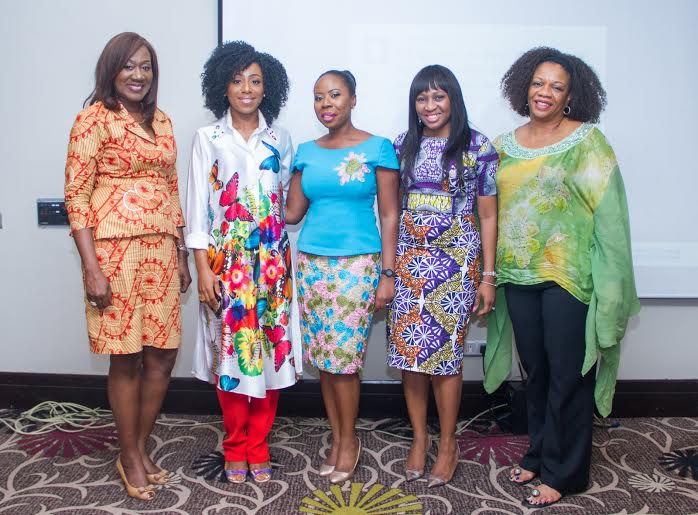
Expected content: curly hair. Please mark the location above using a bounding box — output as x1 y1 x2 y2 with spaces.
201 41 290 123
500 47 607 123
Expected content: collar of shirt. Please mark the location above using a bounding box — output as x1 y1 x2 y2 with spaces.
116 103 167 143
224 109 269 150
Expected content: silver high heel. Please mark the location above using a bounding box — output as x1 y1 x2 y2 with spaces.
427 441 460 488
405 434 431 482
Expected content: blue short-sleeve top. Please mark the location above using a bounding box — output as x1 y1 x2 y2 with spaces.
292 135 399 256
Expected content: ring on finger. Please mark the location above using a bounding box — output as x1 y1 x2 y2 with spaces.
88 300 98 307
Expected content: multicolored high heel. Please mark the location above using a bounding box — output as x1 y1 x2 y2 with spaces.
250 466 273 483
116 456 156 501
224 468 248 484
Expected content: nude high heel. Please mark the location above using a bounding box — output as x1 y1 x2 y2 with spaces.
329 437 361 484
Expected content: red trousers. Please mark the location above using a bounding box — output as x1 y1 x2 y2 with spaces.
216 388 279 464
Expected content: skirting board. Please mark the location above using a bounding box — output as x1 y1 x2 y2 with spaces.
0 373 696 418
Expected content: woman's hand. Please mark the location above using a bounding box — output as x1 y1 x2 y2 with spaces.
473 282 496 316
197 266 221 311
375 275 395 310
178 252 192 293
84 267 112 310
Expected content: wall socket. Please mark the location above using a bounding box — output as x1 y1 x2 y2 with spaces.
464 340 486 356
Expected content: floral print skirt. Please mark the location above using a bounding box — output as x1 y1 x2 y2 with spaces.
387 210 482 375
296 252 380 374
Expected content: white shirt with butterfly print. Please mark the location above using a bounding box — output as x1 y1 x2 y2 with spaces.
185 110 303 397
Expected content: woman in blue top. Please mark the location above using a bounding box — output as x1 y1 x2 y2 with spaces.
286 69 400 484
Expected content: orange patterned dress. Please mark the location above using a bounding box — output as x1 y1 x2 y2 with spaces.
64 102 185 354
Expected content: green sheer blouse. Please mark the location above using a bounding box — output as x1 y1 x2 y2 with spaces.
483 124 640 417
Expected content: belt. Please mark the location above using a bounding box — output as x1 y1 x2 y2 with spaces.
405 192 454 214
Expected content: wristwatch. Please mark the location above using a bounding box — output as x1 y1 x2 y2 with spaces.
381 269 395 278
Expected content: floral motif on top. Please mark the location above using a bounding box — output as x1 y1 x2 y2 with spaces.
335 151 370 185
493 123 619 303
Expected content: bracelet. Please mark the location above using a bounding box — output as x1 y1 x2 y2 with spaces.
481 281 496 286
482 271 497 277
176 243 188 252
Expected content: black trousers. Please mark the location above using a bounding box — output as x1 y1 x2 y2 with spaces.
504 282 596 494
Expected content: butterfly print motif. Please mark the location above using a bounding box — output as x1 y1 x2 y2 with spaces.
219 172 254 222
263 325 292 372
209 160 223 190
218 375 240 392
259 141 281 173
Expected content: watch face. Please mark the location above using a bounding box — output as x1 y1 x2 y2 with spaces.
382 269 395 278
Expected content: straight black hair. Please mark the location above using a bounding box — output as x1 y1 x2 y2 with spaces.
400 65 471 188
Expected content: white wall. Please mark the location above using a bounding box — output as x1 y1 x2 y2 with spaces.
0 0 695 382
0 0 216 378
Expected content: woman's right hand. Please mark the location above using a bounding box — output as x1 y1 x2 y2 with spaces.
198 266 221 311
84 268 112 309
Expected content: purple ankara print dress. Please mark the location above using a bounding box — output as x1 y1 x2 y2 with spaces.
387 130 498 375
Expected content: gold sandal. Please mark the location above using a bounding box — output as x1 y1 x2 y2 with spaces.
146 468 172 485
116 456 156 501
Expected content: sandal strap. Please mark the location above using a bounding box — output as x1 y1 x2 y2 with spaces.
225 469 248 475
251 467 273 476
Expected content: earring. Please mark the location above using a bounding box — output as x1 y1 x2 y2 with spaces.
563 105 571 116
417 117 423 126
524 103 530 115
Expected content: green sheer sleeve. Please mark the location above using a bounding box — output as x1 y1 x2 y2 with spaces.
584 166 641 417
483 288 513 394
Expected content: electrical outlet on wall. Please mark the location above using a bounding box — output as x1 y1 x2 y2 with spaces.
464 340 486 356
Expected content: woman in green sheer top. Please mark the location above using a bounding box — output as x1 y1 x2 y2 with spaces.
483 47 639 509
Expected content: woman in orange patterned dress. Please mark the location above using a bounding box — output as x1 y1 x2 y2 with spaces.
64 32 191 501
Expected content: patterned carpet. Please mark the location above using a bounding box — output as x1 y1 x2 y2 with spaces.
0 414 697 514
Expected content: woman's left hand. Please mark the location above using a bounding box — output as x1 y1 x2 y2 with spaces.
375 276 395 310
178 254 192 293
473 282 496 316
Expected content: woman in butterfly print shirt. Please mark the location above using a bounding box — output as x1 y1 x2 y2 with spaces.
185 42 301 484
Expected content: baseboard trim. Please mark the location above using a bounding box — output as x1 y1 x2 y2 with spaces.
0 373 696 418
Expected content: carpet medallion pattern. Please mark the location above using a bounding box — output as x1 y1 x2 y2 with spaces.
0 416 696 514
